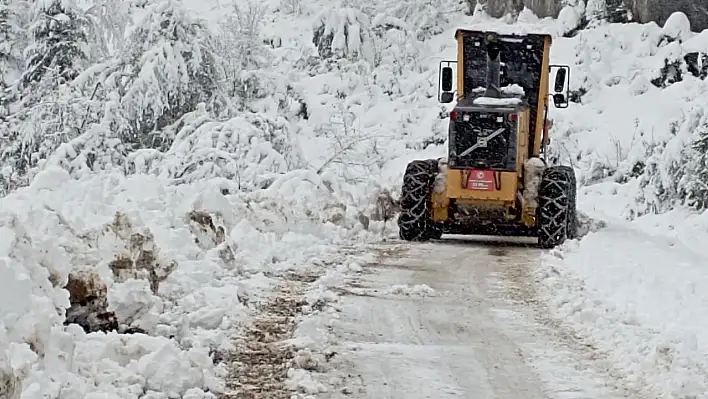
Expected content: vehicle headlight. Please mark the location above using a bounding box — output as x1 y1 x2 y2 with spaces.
463 114 470 122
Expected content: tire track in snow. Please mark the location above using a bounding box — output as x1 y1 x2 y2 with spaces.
220 271 319 399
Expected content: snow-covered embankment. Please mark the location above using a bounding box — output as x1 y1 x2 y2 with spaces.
534 10 708 398
0 166 379 398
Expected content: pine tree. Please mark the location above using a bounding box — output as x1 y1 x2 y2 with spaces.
22 0 90 87
118 0 222 148
0 0 29 113
0 0 92 193
681 122 708 209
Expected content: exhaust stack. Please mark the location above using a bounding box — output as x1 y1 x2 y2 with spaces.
483 43 502 98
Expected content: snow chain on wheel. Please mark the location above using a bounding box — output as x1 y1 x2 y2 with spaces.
398 159 440 241
537 165 578 248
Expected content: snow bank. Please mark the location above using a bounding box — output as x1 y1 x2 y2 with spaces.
538 223 708 398
0 166 376 397
433 158 448 194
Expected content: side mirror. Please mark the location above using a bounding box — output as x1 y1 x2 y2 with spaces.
550 64 570 108
441 66 453 92
553 68 567 93
438 60 457 103
553 93 568 108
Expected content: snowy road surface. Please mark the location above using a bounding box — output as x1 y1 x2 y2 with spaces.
317 237 640 399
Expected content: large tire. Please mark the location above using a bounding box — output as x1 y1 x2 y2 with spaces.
537 165 577 248
397 159 439 241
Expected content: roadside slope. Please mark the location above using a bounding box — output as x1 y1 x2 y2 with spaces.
536 216 708 399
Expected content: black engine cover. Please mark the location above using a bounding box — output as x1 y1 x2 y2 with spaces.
449 110 518 171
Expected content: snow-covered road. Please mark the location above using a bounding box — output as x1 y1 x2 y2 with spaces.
308 237 642 399
327 239 547 398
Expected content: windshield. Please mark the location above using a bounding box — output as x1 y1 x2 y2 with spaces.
462 35 543 102
460 32 544 153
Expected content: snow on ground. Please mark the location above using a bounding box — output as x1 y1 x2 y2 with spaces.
4 0 708 396
538 223 708 398
0 166 380 398
531 180 708 398
287 238 656 398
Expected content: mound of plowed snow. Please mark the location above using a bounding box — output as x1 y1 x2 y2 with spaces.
0 166 379 398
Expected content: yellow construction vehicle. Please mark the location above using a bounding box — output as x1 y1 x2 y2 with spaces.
397 29 576 248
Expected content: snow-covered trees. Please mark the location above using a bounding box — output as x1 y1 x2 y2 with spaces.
385 0 449 41
22 0 90 86
119 0 222 144
0 0 29 112
216 0 270 103
140 106 296 187
34 0 304 186
313 8 375 62
0 0 93 193
680 122 708 209
84 0 131 56
310 0 447 76
27 0 230 178
1 0 440 199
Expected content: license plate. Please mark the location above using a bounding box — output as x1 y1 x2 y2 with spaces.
467 169 494 191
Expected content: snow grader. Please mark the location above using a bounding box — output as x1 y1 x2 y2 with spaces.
397 29 577 248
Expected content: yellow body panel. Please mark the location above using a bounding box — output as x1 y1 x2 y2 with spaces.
532 36 552 156
431 191 449 222
516 109 530 172
517 108 536 226
445 170 518 202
